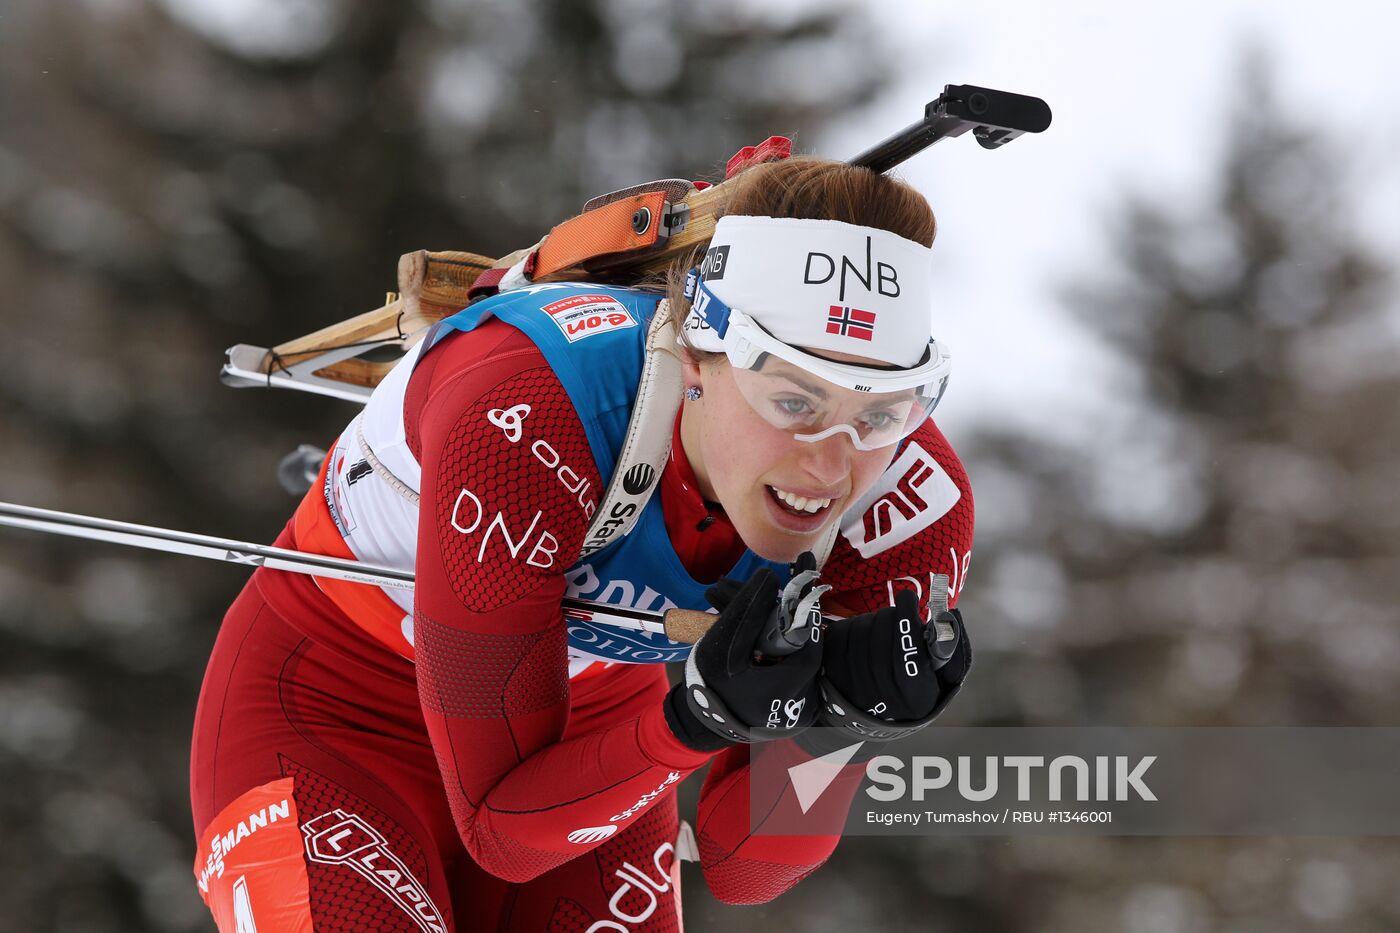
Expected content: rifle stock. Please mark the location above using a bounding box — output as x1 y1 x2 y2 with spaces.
223 83 1049 397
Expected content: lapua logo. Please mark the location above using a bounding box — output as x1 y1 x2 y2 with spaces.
303 810 447 932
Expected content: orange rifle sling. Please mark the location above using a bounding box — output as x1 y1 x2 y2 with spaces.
533 190 670 279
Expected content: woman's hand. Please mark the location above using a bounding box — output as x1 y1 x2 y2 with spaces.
800 588 972 756
664 566 824 751
823 588 967 723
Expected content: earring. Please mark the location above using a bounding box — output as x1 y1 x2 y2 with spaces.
684 386 703 401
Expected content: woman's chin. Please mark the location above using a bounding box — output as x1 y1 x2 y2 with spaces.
738 518 837 565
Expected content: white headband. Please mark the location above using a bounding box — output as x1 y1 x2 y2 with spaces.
681 215 935 368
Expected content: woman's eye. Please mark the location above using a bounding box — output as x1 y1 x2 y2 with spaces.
773 397 815 418
861 410 899 430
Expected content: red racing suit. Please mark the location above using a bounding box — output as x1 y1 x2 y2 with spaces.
190 316 974 931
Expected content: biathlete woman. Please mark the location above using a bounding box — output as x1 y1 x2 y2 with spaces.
190 155 975 931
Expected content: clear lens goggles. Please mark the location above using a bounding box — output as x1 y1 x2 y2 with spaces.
687 274 951 451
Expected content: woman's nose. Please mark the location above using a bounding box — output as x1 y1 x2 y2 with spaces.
797 431 854 487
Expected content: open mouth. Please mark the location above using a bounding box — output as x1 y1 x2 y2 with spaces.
765 485 836 518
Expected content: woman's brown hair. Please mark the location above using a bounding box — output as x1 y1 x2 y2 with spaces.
661 156 937 357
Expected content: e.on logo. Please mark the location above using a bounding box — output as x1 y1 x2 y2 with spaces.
543 294 637 343
840 441 961 558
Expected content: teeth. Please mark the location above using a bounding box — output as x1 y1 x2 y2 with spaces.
770 486 833 514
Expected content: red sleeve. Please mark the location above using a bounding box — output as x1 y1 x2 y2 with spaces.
822 417 975 616
410 320 714 883
694 742 865 905
693 419 976 903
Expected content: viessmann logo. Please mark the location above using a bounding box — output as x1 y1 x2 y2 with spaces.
197 796 293 891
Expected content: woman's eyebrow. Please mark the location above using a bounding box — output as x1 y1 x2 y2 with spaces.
762 368 830 400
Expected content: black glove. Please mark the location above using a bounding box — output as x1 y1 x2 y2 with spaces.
798 589 971 758
664 566 824 751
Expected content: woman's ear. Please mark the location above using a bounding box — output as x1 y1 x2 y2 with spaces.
680 354 702 388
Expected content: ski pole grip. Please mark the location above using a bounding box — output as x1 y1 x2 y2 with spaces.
663 608 715 645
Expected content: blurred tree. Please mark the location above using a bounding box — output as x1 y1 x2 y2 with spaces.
966 52 1399 731
791 51 1400 933
0 1 887 929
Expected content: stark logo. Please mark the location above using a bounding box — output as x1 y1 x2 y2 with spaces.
840 441 960 558
302 809 446 933
567 824 618 845
543 294 637 343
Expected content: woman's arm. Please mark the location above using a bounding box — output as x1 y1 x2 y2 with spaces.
693 418 976 903
410 321 715 883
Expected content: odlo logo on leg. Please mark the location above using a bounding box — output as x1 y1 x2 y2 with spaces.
584 841 677 933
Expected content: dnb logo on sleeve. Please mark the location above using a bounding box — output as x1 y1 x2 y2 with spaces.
542 294 638 342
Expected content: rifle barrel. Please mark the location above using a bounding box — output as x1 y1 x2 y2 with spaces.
850 83 1052 174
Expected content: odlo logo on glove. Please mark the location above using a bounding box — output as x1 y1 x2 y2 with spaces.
768 697 807 731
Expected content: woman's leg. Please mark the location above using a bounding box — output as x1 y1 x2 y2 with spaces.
191 576 466 932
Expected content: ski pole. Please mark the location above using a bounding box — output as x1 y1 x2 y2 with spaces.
0 500 722 644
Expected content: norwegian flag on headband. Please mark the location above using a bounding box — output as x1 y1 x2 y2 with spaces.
826 305 876 341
